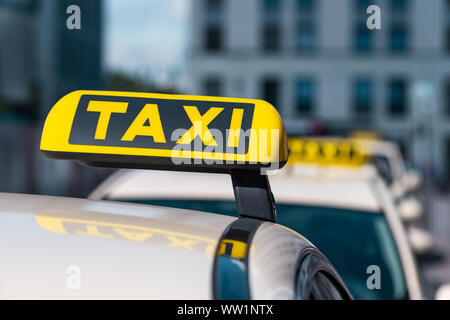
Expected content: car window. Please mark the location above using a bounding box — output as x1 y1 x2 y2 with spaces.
117 198 238 214
277 204 408 300
117 199 408 300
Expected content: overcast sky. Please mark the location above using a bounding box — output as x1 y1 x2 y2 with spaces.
104 0 190 85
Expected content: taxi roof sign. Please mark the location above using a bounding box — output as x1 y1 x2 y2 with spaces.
41 90 288 222
349 130 381 141
287 137 368 167
40 90 288 173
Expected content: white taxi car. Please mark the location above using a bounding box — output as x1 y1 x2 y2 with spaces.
351 135 421 199
0 90 352 300
90 131 446 299
90 164 425 300
288 137 431 254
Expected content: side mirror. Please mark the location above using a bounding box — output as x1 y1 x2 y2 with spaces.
407 227 433 255
403 170 421 192
436 284 450 300
398 197 423 222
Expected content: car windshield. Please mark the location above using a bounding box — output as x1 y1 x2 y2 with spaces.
116 198 408 300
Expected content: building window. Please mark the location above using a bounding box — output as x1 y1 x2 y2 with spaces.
204 24 223 51
262 23 281 52
446 27 450 53
263 0 280 11
355 0 372 11
261 0 281 52
295 79 315 114
353 79 373 114
297 0 316 11
354 24 372 52
390 0 408 11
203 0 224 52
205 0 223 12
388 79 407 116
445 80 450 116
446 137 450 177
295 0 317 53
261 78 280 109
390 24 408 53
295 21 316 52
203 77 222 96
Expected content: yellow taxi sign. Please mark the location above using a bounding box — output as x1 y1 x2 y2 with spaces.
349 130 381 141
40 90 288 172
287 137 367 167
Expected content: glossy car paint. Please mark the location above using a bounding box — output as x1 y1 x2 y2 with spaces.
92 166 423 299
0 193 236 299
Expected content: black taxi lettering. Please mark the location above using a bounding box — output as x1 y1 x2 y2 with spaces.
69 95 254 154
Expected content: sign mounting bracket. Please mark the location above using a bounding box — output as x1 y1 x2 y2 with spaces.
230 170 277 222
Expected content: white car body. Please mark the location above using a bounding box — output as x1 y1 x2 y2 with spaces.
90 165 424 299
0 193 233 299
0 192 350 299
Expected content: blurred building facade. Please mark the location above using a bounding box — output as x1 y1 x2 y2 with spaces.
0 0 103 195
190 0 450 177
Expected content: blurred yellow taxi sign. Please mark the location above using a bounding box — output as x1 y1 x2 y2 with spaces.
350 130 381 141
288 137 367 166
40 90 288 172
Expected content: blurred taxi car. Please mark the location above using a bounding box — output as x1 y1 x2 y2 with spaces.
348 136 432 255
0 90 352 299
90 142 424 299
291 137 432 254
352 137 433 254
351 131 421 199
297 135 422 217
349 133 423 221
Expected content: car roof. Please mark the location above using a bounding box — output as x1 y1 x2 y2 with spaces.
93 165 381 212
0 192 236 298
